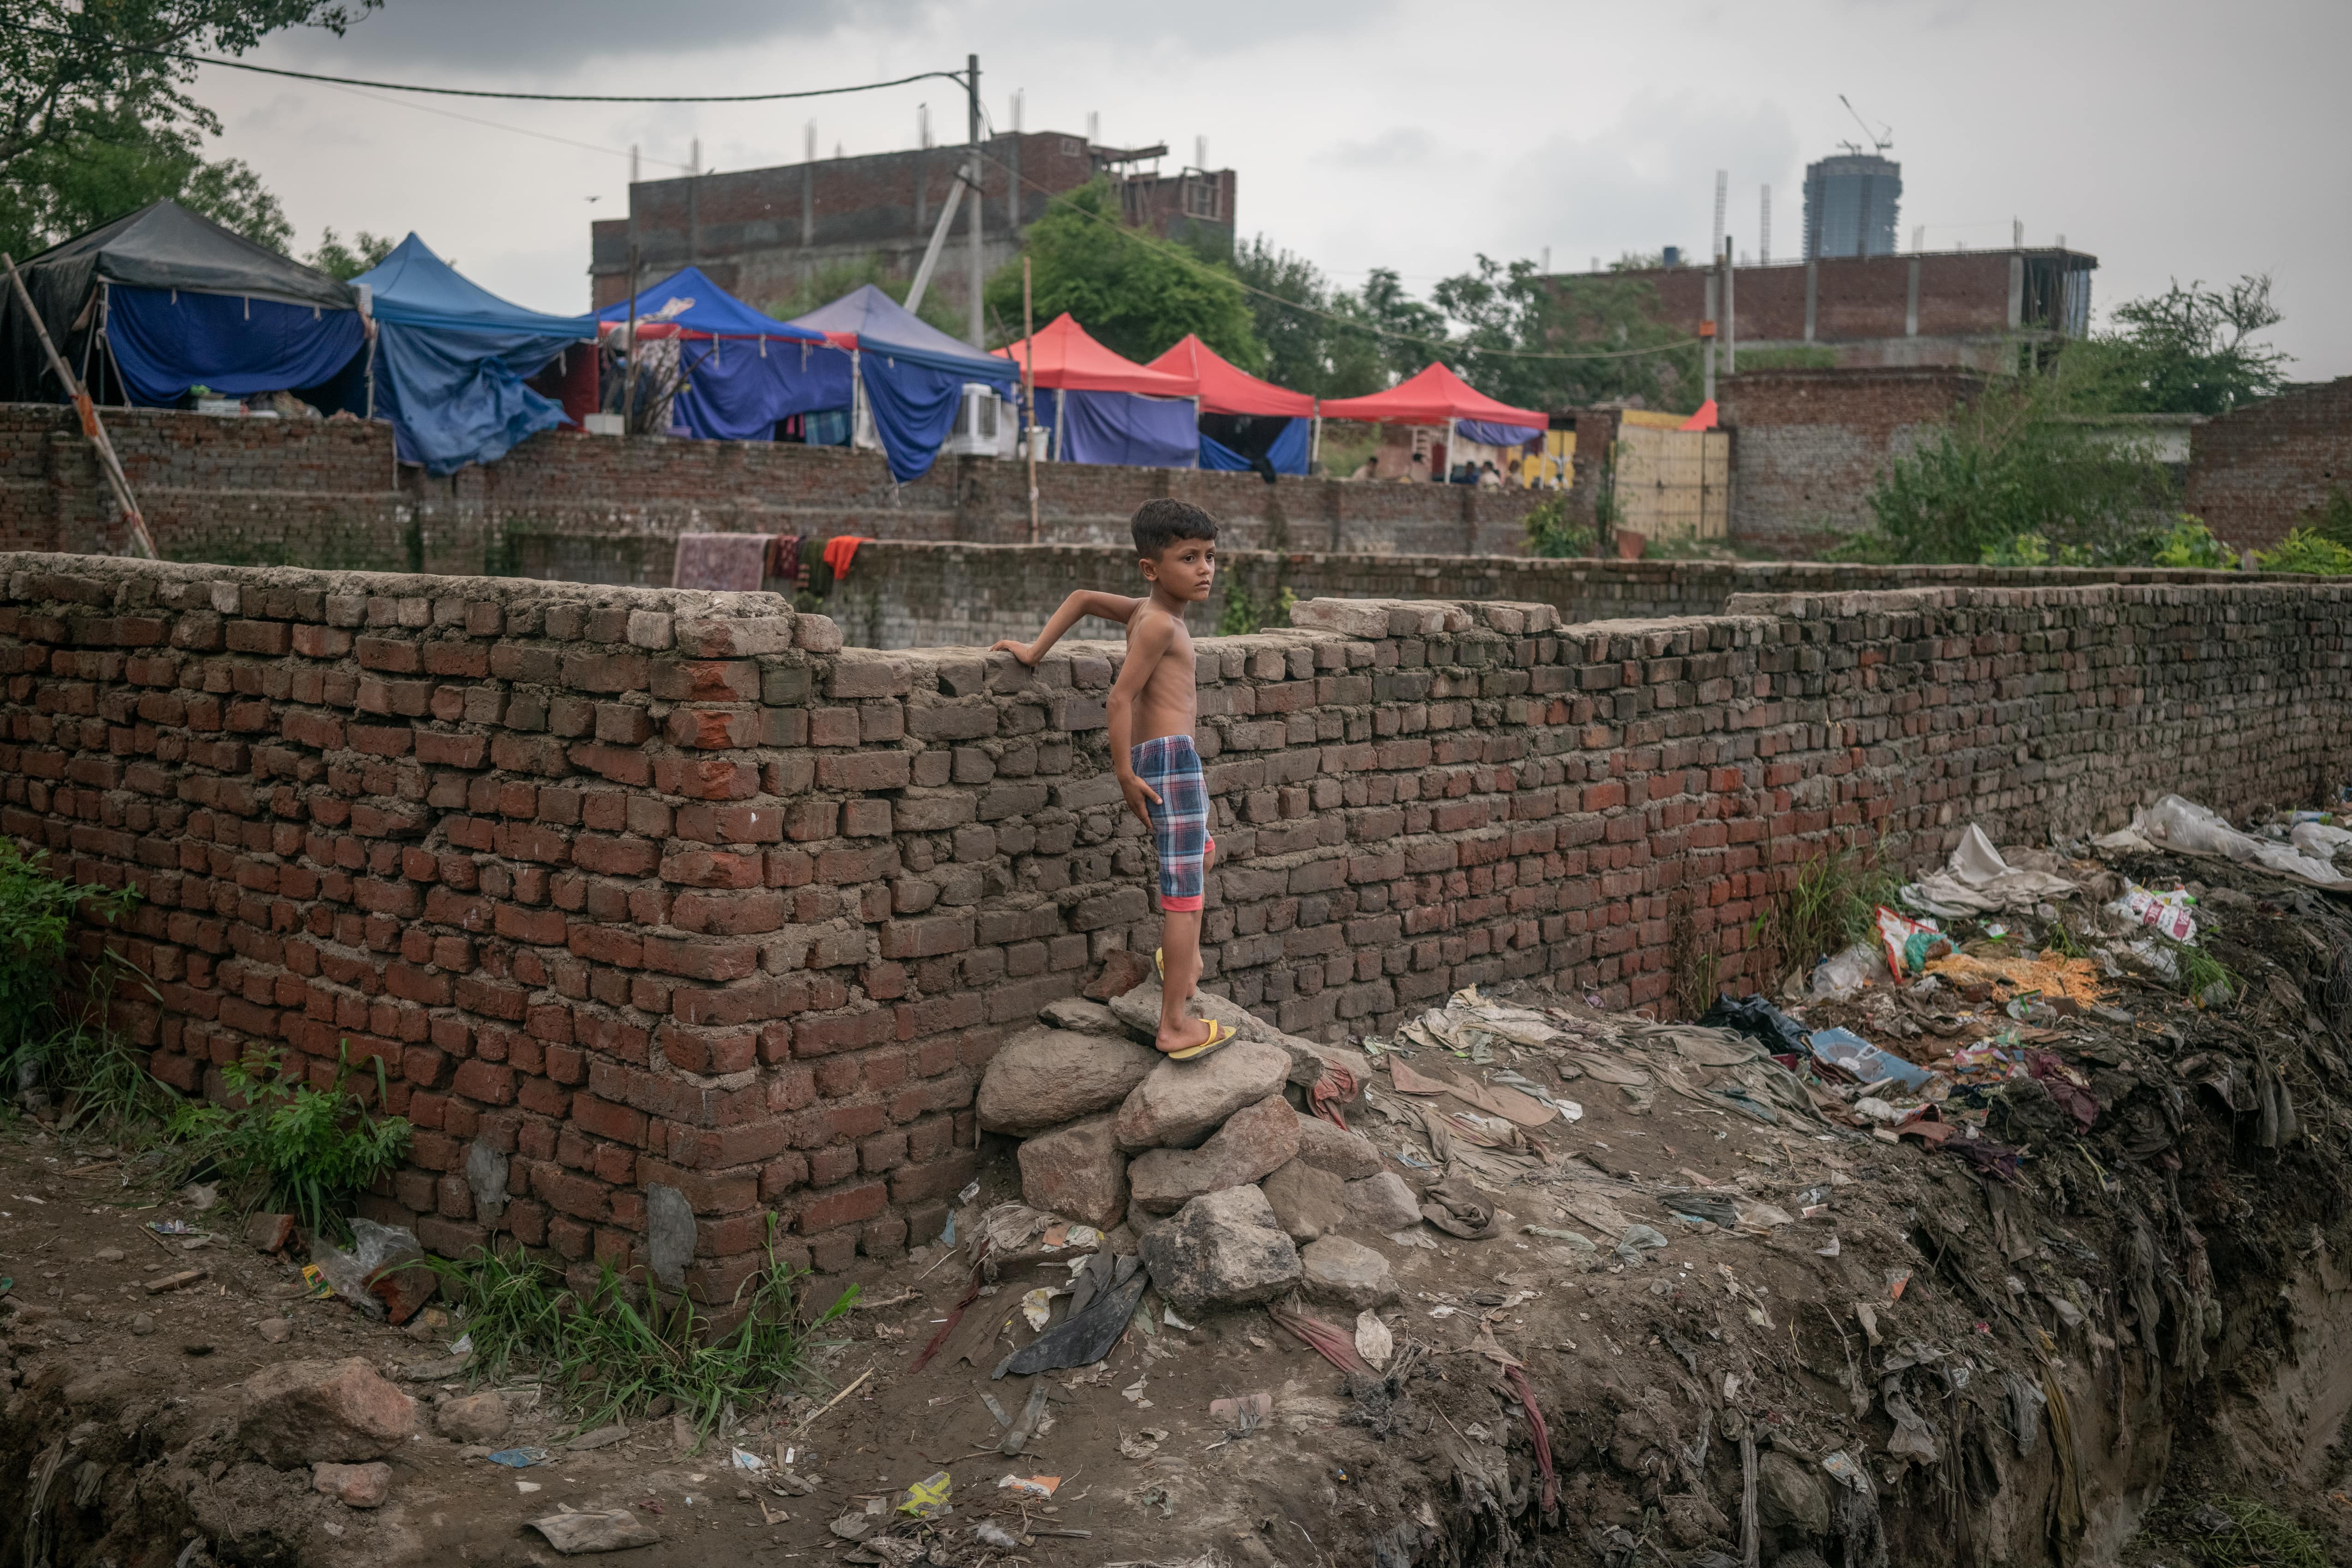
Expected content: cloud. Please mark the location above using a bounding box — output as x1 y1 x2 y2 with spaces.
273 0 925 70
1319 127 1442 169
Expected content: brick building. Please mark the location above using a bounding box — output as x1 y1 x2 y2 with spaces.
2184 377 2352 551
1568 248 2096 373
587 133 1237 327
1715 366 1985 556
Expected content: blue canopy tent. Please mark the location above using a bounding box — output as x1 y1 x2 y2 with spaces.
595 267 846 444
785 285 1015 482
0 200 362 407
355 235 597 474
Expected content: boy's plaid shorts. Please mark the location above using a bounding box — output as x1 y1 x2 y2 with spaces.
1130 734 1211 912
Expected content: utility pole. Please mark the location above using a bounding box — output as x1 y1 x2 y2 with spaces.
5 254 156 558
967 54 985 350
1023 254 1038 542
1702 264 1718 406
1723 235 1736 378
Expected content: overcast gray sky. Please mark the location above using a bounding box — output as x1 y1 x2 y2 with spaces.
202 0 2352 378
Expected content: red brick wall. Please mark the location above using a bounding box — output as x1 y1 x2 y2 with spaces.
3 554 2347 1300
1717 367 1984 556
1606 252 2021 346
2185 377 2352 551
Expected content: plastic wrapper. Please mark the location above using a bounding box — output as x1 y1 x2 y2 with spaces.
307 1218 422 1319
1875 907 1951 979
1811 942 1882 999
2109 881 2197 943
1806 1026 1936 1093
1699 995 1809 1055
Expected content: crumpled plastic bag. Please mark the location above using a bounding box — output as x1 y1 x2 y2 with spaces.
307 1218 422 1319
1812 942 1883 999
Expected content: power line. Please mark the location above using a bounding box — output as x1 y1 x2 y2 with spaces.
0 18 965 103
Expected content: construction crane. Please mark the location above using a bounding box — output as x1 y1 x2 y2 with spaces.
1836 95 1894 156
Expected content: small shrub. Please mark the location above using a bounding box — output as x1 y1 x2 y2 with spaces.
2153 517 2237 569
0 843 149 1129
431 1218 855 1439
2159 1496 2328 1568
169 1045 411 1240
2255 526 2352 576
1524 490 1595 558
1748 845 1896 981
1979 532 2091 567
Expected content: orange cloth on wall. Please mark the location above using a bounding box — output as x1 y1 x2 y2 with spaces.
823 535 873 581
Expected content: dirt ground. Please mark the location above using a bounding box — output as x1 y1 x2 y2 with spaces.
9 834 2352 1568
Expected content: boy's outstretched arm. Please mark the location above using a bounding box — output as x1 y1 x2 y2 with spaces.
991 590 1140 666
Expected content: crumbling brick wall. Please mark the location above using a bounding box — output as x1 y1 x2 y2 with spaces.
2185 376 2352 551
2 554 2345 1300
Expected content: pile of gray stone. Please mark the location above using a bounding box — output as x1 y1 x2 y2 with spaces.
975 983 1422 1317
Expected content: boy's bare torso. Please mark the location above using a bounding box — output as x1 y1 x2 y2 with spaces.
1124 601 1197 744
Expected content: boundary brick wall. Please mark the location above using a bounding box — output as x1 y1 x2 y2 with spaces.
819 540 2262 650
1718 367 1986 557
2184 376 2352 551
6 561 2348 1298
0 404 1540 576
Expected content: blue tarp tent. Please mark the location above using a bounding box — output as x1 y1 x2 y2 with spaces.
596 268 846 444
0 200 362 407
356 235 597 474
785 285 1015 482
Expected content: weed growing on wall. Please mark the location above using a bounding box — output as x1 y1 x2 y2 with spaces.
0 843 159 1133
2153 519 2238 569
1747 845 1896 985
2254 527 2352 576
431 1218 857 1440
1523 490 1596 559
168 1044 411 1240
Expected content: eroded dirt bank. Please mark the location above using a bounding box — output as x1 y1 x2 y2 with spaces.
6 837 2352 1568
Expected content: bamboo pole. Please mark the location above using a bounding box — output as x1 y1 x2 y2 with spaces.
1022 254 1038 544
4 253 155 558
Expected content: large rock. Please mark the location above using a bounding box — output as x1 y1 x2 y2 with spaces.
1128 1095 1300 1216
1299 1235 1399 1309
1343 1171 1422 1232
1111 1038 1290 1152
1137 1186 1301 1315
1017 1113 1128 1229
434 1390 509 1445
1039 997 1124 1036
1295 1117 1384 1179
1109 981 1330 1087
978 1026 1162 1136
239 1358 417 1467
312 1461 391 1509
1261 1158 1349 1243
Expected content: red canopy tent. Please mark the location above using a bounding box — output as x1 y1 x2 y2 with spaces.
992 313 1195 394
1144 335 1313 416
992 314 1199 468
1318 362 1545 433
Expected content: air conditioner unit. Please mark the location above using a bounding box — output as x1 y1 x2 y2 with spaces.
944 383 1004 457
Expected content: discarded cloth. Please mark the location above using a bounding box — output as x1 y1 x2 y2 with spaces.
992 1262 1146 1378
822 534 874 582
1901 824 2080 917
769 533 802 582
2097 795 2352 891
1420 1176 1499 1240
671 531 770 591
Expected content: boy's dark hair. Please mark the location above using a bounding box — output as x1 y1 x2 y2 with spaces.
1132 498 1218 559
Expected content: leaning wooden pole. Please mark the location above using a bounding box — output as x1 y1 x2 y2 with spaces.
3 253 156 558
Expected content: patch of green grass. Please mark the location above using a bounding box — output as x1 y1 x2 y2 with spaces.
430 1220 856 1441
1750 844 1896 979
167 1044 411 1240
0 842 157 1134
2172 939 2238 1005
2162 1497 2330 1568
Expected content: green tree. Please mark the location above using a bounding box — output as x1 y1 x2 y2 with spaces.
1324 266 1445 393
1433 255 1700 413
307 226 394 280
984 179 1263 368
2058 274 2289 416
1847 373 2176 564
1229 235 1344 394
0 0 374 258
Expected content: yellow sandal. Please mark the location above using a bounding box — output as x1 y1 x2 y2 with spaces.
1165 1018 1236 1061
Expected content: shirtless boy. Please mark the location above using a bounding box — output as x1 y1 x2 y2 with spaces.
991 499 1232 1059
